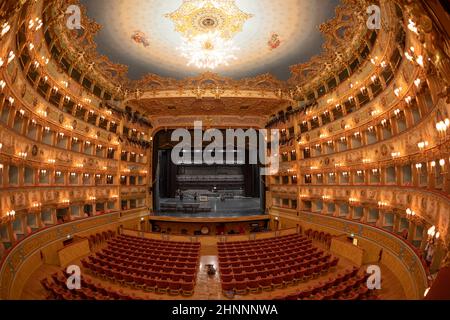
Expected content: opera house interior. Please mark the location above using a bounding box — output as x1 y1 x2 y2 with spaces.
0 0 450 304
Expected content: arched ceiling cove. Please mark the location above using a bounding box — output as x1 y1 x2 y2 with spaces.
79 0 340 81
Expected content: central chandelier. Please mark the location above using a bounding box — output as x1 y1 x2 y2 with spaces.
166 0 252 70
178 31 239 69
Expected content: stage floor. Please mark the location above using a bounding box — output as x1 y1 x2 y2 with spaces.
156 197 263 218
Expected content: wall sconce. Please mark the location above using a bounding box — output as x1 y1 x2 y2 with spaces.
427 226 440 243
7 51 15 64
405 96 412 104
1 22 10 37
417 141 429 151
380 61 387 68
408 19 419 34
47 159 56 164
435 119 449 133
0 80 6 90
394 87 402 97
439 159 445 167
391 152 401 158
414 78 421 88
415 163 423 170
32 202 41 208
40 169 47 175
416 55 424 67
430 161 436 167
55 171 61 177
18 152 28 159
377 201 388 208
406 208 416 219
5 210 16 220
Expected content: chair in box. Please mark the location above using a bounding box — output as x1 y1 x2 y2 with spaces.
221 281 235 294
271 274 284 289
143 277 157 292
168 281 181 295
156 279 169 294
286 293 299 300
259 277 272 292
247 279 260 294
181 282 195 296
283 272 295 286
234 281 248 295
222 274 233 282
294 269 305 284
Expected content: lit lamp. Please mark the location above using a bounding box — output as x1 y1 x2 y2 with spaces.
5 210 16 221
427 226 440 244
406 208 416 220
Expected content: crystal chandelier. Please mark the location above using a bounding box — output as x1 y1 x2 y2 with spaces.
178 31 239 69
166 0 252 70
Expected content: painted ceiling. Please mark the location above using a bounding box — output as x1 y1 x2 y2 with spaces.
79 0 341 81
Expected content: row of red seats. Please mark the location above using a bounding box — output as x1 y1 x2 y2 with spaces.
41 272 142 300
82 236 201 296
82 259 195 295
100 250 197 266
221 255 336 278
107 245 199 259
304 229 333 247
217 235 311 250
218 245 313 256
218 241 313 255
218 234 307 247
221 255 335 287
89 253 197 276
218 236 312 253
115 235 200 249
88 230 116 248
219 247 320 265
276 267 378 300
105 243 199 258
218 234 339 295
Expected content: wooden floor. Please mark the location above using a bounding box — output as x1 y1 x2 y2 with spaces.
21 240 406 300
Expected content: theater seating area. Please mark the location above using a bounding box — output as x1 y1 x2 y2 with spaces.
88 230 116 250
276 267 378 300
41 271 143 300
81 235 200 296
218 234 339 295
304 229 333 248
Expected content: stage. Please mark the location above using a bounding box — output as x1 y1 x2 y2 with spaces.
156 197 263 218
